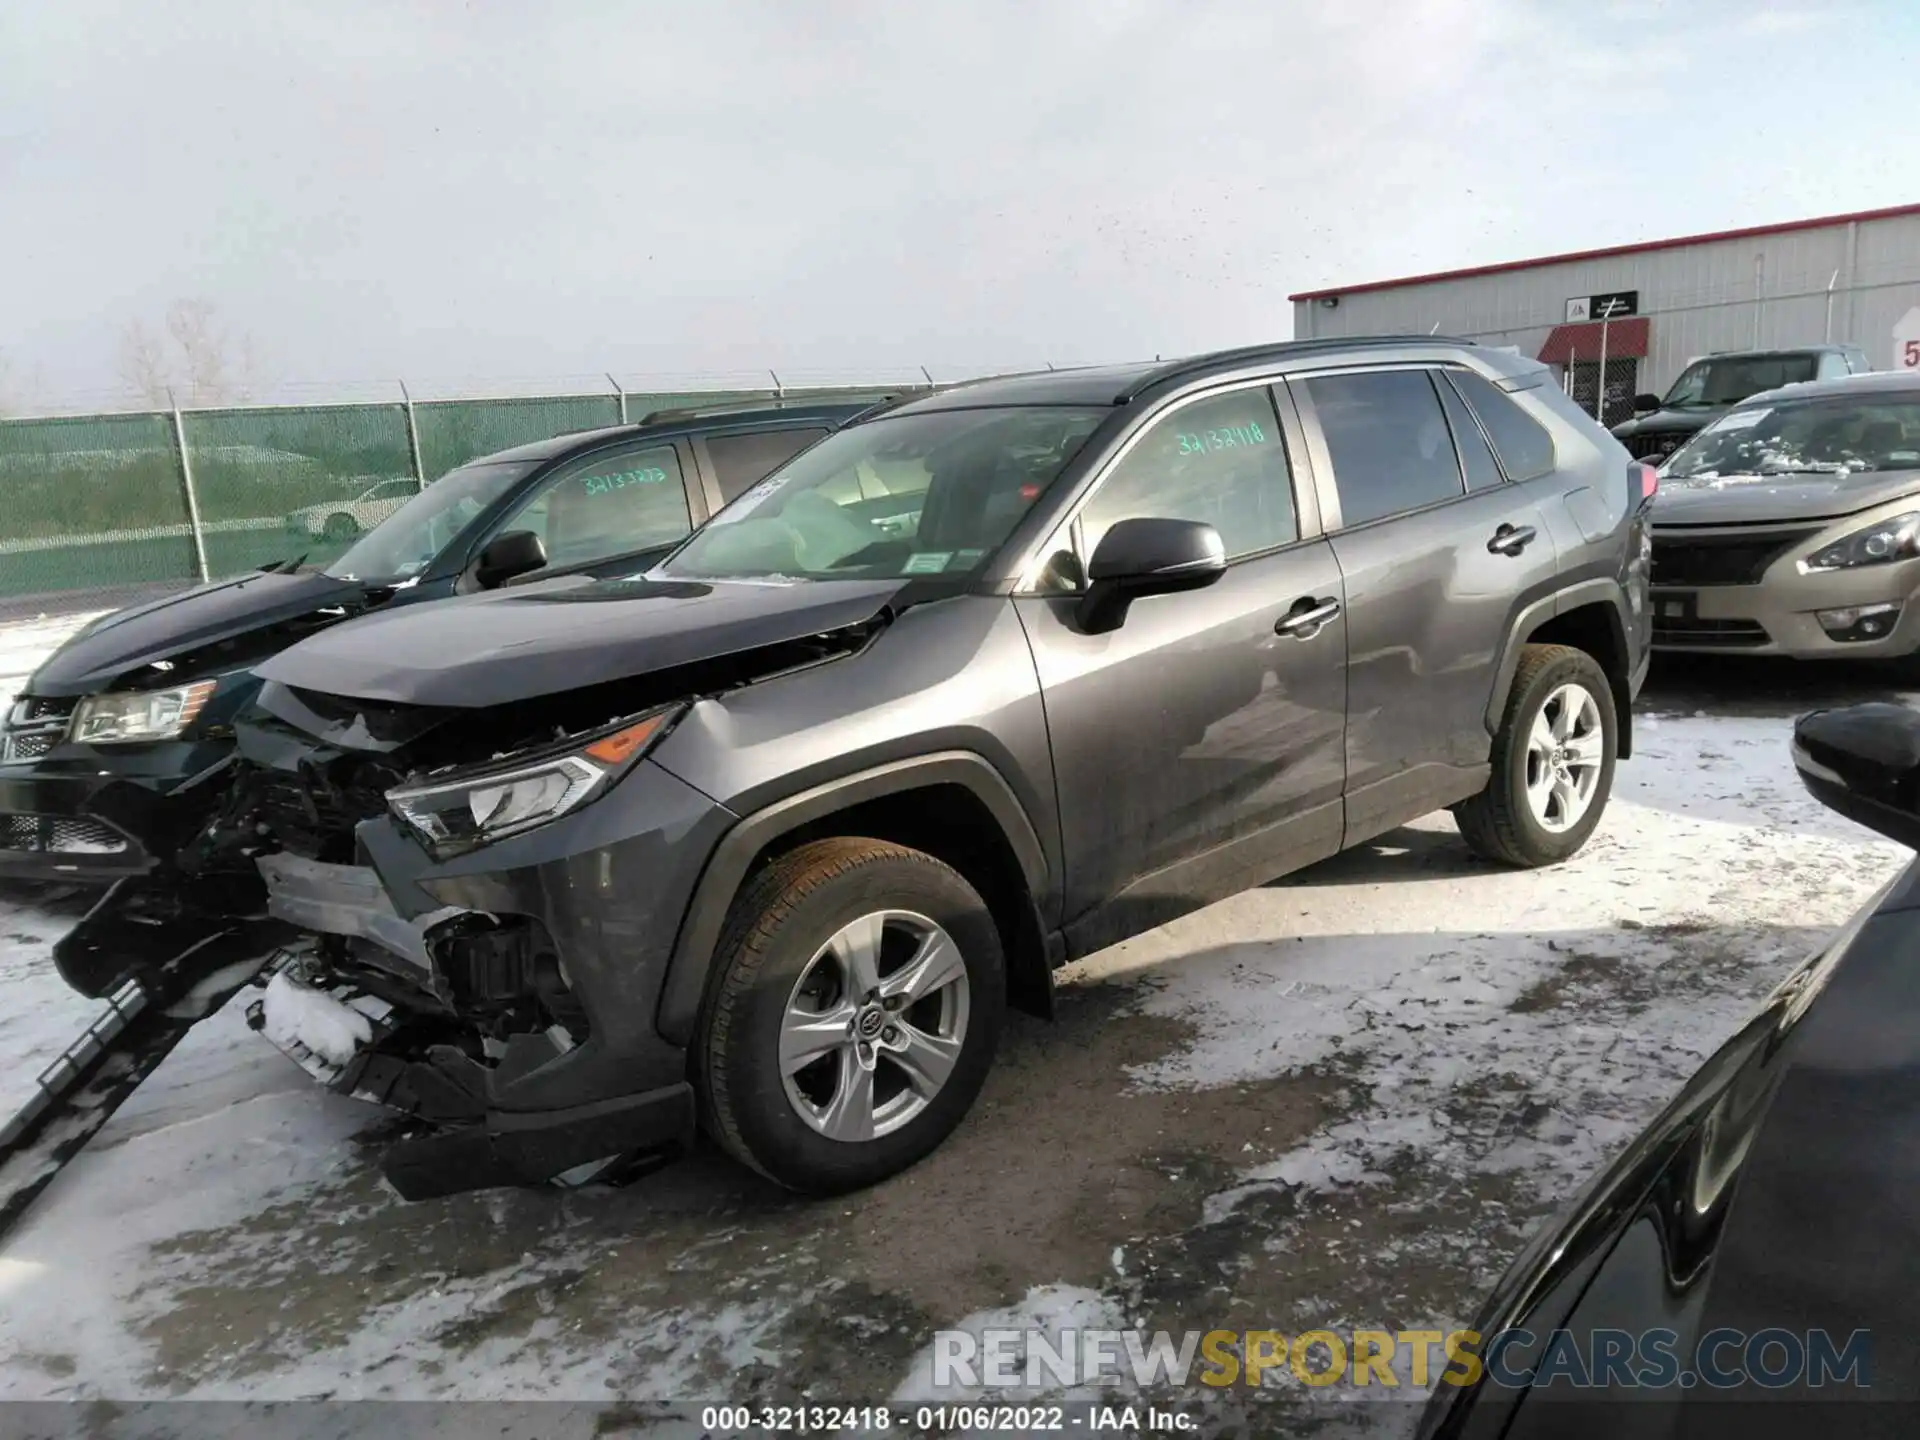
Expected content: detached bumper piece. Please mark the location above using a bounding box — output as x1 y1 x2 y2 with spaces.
0 899 292 1244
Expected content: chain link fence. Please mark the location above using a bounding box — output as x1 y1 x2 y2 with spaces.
0 381 921 608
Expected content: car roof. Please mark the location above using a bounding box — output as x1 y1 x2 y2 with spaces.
1739 371 1918 406
1698 345 1858 360
471 399 885 465
884 336 1482 414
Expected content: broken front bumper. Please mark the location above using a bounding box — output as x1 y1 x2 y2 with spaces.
0 736 233 883
252 755 736 1196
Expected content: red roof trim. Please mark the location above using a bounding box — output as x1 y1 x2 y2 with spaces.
1287 202 1920 302
1536 317 1650 366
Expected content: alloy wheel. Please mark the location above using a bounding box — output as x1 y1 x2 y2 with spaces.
1524 682 1605 833
779 909 971 1142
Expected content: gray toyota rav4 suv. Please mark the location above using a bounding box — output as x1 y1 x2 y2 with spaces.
62 338 1653 1201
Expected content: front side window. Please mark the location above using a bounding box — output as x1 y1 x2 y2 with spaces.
1078 387 1297 561
493 443 690 570
707 427 831 503
1448 369 1556 482
1303 370 1465 528
325 459 536 582
662 406 1104 581
1665 397 1920 480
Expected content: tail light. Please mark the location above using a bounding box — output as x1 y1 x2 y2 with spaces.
1632 462 1659 506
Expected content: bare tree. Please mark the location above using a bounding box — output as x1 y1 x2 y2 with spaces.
117 301 260 407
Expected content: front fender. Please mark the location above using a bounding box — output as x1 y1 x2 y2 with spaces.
653 749 1050 1046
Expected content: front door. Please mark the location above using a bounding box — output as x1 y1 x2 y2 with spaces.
1291 366 1561 845
1013 381 1348 956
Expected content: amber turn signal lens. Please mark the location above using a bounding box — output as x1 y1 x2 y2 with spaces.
583 714 668 766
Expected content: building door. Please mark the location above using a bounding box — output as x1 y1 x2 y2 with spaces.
1567 357 1640 429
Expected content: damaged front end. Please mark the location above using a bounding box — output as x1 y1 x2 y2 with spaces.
179 605 886 1199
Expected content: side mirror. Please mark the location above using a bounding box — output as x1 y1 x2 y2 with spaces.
1076 518 1226 634
473 530 547 590
1793 704 1920 848
1633 393 1663 414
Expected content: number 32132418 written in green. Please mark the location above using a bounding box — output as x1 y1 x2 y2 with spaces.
1178 423 1266 454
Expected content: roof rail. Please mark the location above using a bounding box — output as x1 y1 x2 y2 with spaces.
1117 334 1478 401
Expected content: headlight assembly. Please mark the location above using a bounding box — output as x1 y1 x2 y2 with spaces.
70 680 217 744
1802 512 1920 572
386 705 681 855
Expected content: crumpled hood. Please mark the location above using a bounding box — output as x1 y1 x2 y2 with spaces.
255 573 907 708
1652 467 1920 526
28 569 370 696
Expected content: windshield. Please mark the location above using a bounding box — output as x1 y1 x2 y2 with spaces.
325 460 536 582
659 406 1106 581
1664 396 1920 480
1662 354 1820 409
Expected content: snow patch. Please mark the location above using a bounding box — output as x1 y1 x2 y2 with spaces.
893 1285 1127 1404
260 971 372 1066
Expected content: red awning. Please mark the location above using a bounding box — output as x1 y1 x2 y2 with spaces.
1537 316 1650 365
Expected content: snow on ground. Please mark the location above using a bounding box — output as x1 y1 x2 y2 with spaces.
0 605 1910 1416
0 611 103 713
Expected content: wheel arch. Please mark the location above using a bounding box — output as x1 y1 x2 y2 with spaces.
657 751 1055 1046
1488 581 1635 760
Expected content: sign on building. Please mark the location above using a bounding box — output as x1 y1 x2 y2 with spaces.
1895 306 1920 371
1565 290 1639 323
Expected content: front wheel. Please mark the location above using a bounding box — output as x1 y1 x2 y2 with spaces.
695 838 1004 1193
323 512 358 541
1454 644 1618 868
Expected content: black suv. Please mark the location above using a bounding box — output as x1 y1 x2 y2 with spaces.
0 400 880 883
69 339 1653 1200
1612 344 1871 462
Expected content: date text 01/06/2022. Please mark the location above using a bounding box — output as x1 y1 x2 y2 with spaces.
697 1403 1199 1432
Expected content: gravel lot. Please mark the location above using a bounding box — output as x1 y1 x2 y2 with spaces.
0 612 1912 1432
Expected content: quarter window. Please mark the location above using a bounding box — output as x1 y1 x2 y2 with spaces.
1303 370 1465 527
1446 370 1558 482
1079 387 1298 562
492 443 690 569
1435 374 1504 492
708 427 831 503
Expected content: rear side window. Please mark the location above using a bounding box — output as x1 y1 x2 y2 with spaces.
707 427 831 503
1302 370 1465 528
1447 370 1557 481
1435 375 1504 492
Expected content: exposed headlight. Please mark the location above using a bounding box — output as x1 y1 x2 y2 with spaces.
69 681 217 744
386 706 681 855
1803 512 1920 572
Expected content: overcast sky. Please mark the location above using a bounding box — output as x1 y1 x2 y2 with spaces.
4 0 1918 408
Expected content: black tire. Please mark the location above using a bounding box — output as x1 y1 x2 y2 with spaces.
694 837 1005 1194
323 512 358 541
1453 643 1618 868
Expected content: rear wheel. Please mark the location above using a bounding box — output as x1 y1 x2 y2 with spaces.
695 838 1004 1193
1454 644 1617 868
323 512 358 541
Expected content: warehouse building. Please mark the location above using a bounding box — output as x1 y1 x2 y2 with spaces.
1289 202 1920 429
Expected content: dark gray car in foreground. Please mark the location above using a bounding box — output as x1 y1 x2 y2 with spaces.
55 338 1655 1201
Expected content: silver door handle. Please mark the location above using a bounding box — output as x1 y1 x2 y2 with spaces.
1488 523 1537 556
1276 599 1341 638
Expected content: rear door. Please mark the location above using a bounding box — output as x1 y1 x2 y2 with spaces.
1290 365 1561 846
1014 380 1348 948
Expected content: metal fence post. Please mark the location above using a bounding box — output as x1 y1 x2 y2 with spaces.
399 380 427 489
608 373 627 424
168 392 211 583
